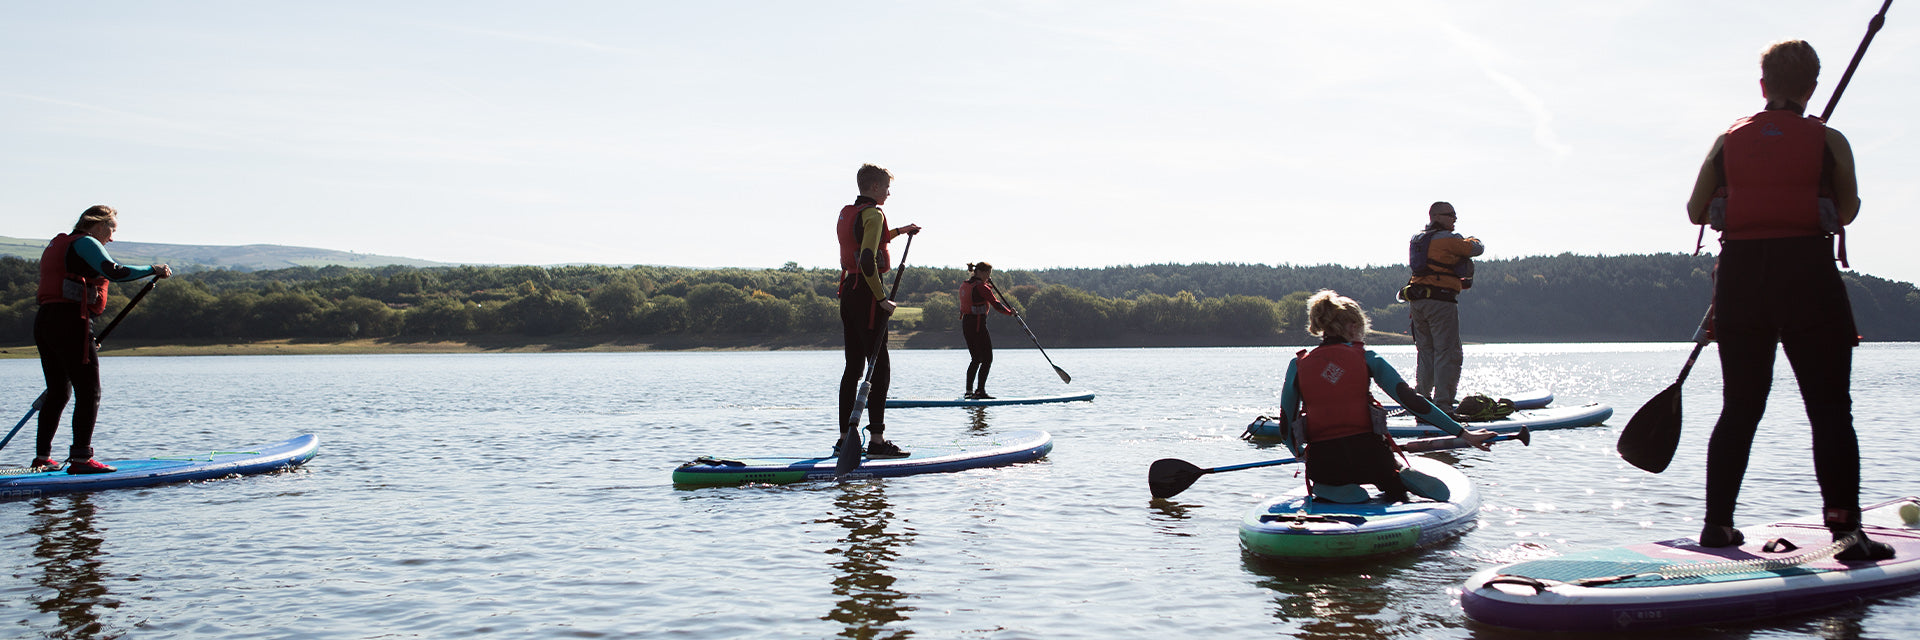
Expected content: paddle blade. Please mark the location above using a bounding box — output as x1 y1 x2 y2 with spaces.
835 421 863 477
1148 458 1206 499
1618 382 1684 473
1054 366 1071 384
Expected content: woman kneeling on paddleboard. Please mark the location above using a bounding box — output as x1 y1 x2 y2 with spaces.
1277 290 1494 503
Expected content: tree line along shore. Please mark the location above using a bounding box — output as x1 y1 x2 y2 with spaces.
4 253 1919 356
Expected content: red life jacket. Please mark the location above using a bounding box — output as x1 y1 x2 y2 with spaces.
37 233 110 317
836 201 891 276
1295 342 1375 443
1720 110 1829 240
958 278 1009 316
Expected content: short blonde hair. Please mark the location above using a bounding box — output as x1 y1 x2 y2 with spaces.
1760 40 1820 100
74 205 117 234
1306 289 1370 341
856 163 892 193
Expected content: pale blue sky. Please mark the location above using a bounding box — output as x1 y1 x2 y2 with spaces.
5 1 1918 284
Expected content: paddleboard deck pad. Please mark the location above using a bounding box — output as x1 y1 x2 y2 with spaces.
1244 402 1610 441
0 434 319 500
886 393 1094 408
1240 456 1481 562
674 429 1052 485
1461 496 1920 632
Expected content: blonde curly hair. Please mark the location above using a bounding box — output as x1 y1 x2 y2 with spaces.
1305 289 1369 342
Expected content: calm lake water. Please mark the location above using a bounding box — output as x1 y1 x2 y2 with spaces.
3 343 1918 639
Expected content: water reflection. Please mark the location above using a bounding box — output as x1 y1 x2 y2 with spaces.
1244 552 1426 640
958 408 983 433
819 481 916 639
24 493 122 639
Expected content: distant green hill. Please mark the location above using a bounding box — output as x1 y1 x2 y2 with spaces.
0 235 454 271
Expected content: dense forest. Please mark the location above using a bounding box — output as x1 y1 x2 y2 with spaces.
3 253 1918 346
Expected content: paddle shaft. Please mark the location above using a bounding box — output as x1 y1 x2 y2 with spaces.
1199 430 1527 476
0 277 160 453
841 233 915 477
1672 304 1714 385
849 234 914 424
1820 0 1893 122
986 279 1071 383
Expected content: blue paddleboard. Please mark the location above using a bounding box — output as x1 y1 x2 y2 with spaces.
0 434 319 500
674 430 1052 485
886 393 1094 408
1240 456 1481 562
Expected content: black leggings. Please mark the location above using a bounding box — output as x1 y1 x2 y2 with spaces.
1705 236 1859 526
34 303 101 460
963 314 992 392
839 277 889 432
1305 433 1409 499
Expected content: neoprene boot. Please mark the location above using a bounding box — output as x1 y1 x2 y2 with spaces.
865 425 910 458
29 457 64 472
1698 522 1745 548
1828 507 1896 561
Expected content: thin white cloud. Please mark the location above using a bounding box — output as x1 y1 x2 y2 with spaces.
1430 18 1574 160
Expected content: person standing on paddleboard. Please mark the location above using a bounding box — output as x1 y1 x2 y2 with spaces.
1277 290 1495 504
32 205 171 474
1400 202 1481 413
959 262 1016 399
837 164 920 458
1685 40 1891 561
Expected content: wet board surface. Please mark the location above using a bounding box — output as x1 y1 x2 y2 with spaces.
885 393 1095 408
1386 403 1611 438
1460 497 1920 632
0 434 319 499
1239 456 1481 562
673 429 1052 485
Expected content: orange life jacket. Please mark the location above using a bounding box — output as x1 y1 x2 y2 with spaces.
1720 110 1829 240
1295 342 1375 443
37 233 111 317
836 200 891 276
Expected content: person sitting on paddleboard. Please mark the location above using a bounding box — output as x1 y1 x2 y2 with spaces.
959 262 1016 399
837 163 920 458
32 205 171 474
1277 290 1494 503
1684 39 1892 561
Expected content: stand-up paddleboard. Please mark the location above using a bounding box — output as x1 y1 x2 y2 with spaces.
674 429 1052 485
1385 403 1610 438
1384 389 1554 413
885 393 1095 408
1240 456 1481 562
1244 403 1611 440
0 434 319 500
1460 497 1920 632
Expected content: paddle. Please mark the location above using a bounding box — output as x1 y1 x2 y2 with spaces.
1617 0 1893 473
1149 426 1531 499
838 233 914 478
0 276 161 454
987 278 1070 384
1616 306 1712 473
